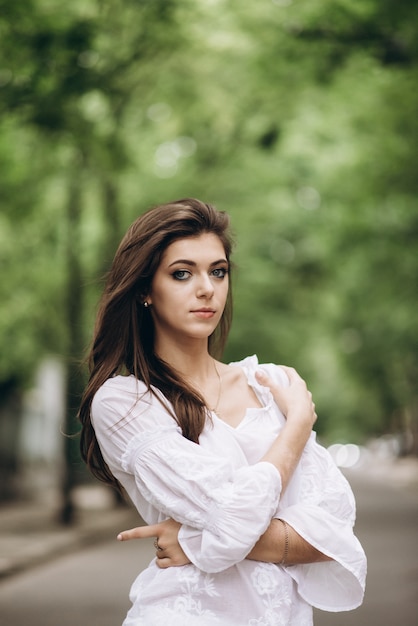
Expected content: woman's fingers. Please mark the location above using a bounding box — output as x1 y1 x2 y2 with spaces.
117 523 161 542
278 365 298 381
255 367 317 426
254 369 277 390
255 369 287 415
117 519 190 568
155 552 189 568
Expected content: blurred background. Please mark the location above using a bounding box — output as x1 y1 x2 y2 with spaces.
0 0 417 618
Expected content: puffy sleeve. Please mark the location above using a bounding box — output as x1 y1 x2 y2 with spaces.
278 439 367 611
262 364 367 611
91 377 282 573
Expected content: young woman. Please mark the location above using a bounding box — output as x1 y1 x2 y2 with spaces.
79 198 366 626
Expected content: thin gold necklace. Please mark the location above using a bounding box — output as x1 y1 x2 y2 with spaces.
211 359 222 414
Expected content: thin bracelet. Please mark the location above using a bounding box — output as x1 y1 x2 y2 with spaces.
279 519 289 565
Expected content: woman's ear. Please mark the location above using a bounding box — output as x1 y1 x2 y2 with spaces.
139 291 151 307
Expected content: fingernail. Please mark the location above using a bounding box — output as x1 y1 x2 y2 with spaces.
117 533 123 541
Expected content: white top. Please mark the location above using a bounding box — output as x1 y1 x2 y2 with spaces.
91 356 366 626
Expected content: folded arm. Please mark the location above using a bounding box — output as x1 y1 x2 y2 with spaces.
118 516 331 569
117 367 321 569
246 517 331 564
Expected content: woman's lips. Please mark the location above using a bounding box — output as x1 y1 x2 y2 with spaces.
191 309 216 319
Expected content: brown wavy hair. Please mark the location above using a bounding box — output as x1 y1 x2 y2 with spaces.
78 198 234 490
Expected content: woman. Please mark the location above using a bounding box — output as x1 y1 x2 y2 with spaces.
79 198 366 625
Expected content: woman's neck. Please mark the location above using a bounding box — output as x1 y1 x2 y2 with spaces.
155 339 216 382
154 339 224 416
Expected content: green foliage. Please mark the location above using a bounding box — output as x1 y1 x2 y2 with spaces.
0 0 417 447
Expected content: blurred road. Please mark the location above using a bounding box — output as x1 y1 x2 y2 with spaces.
0 469 417 626
0 535 154 626
314 471 418 626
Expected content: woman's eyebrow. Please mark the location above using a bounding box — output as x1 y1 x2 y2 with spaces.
168 258 227 268
168 259 196 268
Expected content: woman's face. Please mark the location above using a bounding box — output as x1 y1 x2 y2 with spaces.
148 233 229 348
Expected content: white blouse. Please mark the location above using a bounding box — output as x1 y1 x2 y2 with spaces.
91 355 366 626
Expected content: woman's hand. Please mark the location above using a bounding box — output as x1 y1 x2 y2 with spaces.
117 518 191 569
256 366 317 491
255 366 317 427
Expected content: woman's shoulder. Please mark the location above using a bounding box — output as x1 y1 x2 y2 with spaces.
91 376 181 446
94 374 148 398
228 355 289 386
91 375 152 418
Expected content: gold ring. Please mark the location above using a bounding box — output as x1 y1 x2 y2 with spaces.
154 539 163 551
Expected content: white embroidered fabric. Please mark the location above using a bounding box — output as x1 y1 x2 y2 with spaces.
91 355 366 625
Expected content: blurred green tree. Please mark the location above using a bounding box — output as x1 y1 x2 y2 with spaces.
0 0 417 510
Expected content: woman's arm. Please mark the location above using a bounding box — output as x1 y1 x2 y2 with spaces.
98 367 315 573
118 516 331 569
256 366 317 492
246 518 332 564
117 367 322 569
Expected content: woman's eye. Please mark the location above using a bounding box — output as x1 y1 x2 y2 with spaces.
211 267 228 279
172 270 190 280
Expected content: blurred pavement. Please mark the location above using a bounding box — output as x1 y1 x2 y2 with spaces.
0 485 140 580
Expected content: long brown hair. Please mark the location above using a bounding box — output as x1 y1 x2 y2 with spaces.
79 198 234 490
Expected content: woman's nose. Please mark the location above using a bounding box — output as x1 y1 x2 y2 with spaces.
196 274 214 298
